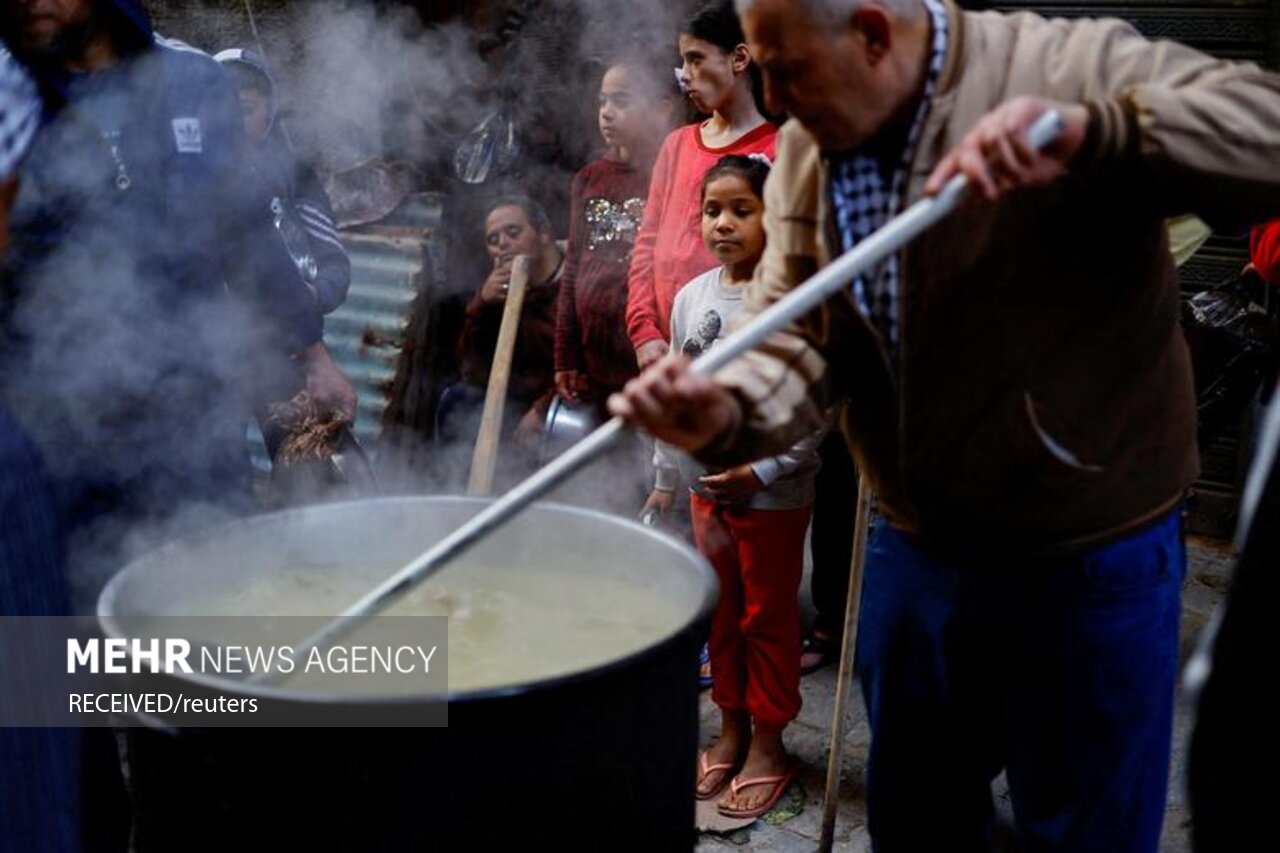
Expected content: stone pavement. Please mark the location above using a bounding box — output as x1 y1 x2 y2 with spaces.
694 537 1234 853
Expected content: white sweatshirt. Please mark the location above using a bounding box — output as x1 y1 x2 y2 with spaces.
654 266 828 510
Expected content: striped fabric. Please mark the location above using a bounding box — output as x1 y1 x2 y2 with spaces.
297 201 346 254
0 51 40 177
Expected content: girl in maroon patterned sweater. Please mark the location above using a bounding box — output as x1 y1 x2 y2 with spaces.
554 58 676 414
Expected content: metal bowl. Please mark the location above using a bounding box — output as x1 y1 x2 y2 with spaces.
538 393 600 466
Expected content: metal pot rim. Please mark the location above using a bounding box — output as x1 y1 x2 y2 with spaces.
97 495 717 707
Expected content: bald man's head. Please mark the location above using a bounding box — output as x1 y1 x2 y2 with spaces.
738 0 932 151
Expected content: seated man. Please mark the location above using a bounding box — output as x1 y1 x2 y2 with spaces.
444 194 564 473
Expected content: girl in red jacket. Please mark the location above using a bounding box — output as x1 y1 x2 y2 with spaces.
624 0 776 371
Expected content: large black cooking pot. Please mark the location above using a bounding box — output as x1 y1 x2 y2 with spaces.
98 497 716 852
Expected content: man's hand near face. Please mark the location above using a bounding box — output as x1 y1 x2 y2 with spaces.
479 254 514 305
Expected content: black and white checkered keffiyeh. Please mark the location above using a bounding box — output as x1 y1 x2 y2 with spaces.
828 0 948 350
0 50 41 178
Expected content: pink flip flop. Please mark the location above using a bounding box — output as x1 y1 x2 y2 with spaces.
716 762 801 819
695 749 739 801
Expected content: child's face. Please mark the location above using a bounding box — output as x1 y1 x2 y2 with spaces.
598 65 652 156
701 174 765 270
677 35 739 116
238 87 272 143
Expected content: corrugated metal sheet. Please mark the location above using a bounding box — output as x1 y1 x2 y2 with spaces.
248 192 443 471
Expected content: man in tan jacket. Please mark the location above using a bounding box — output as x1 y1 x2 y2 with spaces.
610 0 1280 848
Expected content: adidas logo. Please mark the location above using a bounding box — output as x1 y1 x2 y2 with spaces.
172 118 203 154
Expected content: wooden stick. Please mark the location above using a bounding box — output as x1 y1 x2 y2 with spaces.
467 255 531 496
819 473 874 852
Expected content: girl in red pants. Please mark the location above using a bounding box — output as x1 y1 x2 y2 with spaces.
641 156 827 819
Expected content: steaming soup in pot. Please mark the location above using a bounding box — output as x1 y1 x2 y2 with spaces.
104 498 712 700
177 560 690 695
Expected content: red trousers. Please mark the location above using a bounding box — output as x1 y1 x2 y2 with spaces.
690 492 811 733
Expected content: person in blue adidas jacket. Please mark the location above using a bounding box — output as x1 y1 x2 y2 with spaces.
215 47 351 319
0 0 335 595
214 46 356 456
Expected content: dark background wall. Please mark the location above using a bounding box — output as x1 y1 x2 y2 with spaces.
987 0 1278 287
990 0 1278 65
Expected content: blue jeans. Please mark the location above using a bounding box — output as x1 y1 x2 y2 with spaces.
1 409 80 852
856 511 1184 853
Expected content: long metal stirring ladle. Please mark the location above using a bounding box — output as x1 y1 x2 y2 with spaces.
255 110 1065 685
